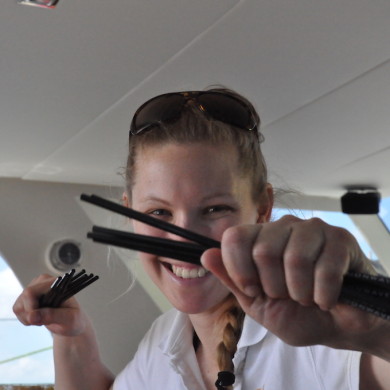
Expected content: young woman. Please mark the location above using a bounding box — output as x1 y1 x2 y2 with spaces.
13 89 390 389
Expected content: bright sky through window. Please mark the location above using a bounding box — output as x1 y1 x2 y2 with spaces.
0 258 54 384
379 197 390 233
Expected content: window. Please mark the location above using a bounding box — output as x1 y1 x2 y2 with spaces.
0 257 54 384
272 196 390 273
379 196 390 233
272 207 378 260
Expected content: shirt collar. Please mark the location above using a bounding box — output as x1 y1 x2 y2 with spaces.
159 310 268 356
237 314 268 349
158 310 193 357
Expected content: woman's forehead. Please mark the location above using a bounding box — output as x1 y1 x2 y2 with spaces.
135 142 238 172
131 142 252 201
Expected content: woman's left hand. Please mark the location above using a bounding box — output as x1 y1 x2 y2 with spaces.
201 215 382 350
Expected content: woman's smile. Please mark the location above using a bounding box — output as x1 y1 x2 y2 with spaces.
170 264 208 279
160 259 211 284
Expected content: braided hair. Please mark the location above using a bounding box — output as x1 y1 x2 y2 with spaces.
215 294 245 389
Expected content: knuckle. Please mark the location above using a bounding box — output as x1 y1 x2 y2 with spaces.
305 217 324 226
299 217 329 232
23 287 37 302
299 217 327 233
30 273 54 286
252 242 276 264
12 302 29 325
284 250 309 271
234 273 252 287
31 273 45 282
12 300 22 315
329 226 352 244
222 225 250 247
36 273 55 284
41 273 55 280
17 317 30 326
279 214 301 224
19 285 44 310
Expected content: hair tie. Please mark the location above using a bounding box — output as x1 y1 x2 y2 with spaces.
215 371 235 389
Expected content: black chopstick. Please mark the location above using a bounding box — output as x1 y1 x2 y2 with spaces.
88 229 202 265
80 194 220 249
81 194 390 320
39 269 99 308
92 225 206 254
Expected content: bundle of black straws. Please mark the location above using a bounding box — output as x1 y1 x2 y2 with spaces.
39 268 99 308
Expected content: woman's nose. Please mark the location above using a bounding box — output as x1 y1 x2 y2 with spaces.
168 214 203 242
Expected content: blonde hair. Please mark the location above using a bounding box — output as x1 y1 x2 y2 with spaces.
216 295 245 389
125 88 268 386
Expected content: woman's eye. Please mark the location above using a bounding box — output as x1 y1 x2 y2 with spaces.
149 209 171 217
204 205 233 215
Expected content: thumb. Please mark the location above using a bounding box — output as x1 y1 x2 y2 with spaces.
201 248 264 312
201 248 229 281
201 248 246 298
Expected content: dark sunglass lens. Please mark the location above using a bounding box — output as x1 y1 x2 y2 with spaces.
134 94 185 133
198 94 253 130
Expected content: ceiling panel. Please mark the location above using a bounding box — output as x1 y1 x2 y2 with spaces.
0 0 238 177
1 0 390 197
22 0 390 197
262 59 390 197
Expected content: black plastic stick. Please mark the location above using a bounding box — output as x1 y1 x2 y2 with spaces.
81 194 220 249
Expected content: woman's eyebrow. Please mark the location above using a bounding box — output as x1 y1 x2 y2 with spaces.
136 195 172 205
138 191 236 205
200 192 235 202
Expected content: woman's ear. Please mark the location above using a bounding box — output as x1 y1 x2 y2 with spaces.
256 183 274 223
122 191 131 208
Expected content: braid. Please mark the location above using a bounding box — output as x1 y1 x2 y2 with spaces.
215 295 245 390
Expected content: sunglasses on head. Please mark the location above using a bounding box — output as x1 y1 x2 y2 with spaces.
129 91 259 136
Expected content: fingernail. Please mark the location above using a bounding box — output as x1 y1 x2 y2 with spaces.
244 285 262 298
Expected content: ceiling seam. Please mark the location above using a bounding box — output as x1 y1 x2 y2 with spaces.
332 145 390 171
262 55 390 130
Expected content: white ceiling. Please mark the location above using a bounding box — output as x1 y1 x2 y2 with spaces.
1 0 390 197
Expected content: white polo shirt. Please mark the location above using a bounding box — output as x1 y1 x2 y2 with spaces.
113 308 361 390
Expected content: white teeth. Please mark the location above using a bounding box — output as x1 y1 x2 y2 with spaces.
197 268 206 277
172 265 208 279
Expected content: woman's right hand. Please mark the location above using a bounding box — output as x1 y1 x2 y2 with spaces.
13 273 89 337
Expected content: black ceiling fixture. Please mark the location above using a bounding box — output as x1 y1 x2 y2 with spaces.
341 187 381 214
